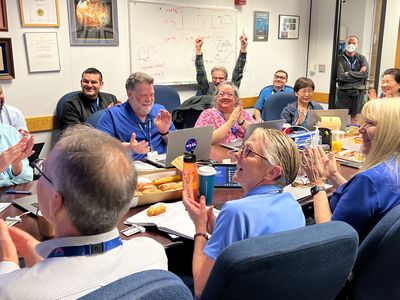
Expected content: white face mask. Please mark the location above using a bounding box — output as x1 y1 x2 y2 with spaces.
346 43 357 53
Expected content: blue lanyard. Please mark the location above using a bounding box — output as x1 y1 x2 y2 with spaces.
343 55 358 71
217 110 238 137
137 119 153 151
89 97 100 113
47 236 122 258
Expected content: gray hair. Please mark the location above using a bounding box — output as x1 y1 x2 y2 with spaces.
53 125 137 235
125 72 154 91
211 66 228 79
214 81 240 105
252 128 300 186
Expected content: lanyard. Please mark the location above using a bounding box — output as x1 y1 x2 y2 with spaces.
89 97 100 113
47 236 122 258
137 119 153 151
217 110 238 137
343 55 358 71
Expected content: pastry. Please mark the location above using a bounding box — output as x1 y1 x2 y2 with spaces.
152 175 181 186
147 203 167 216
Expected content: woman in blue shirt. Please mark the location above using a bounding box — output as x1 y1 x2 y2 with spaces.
302 98 400 241
281 77 323 128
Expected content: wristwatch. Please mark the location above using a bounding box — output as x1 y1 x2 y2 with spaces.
310 185 326 196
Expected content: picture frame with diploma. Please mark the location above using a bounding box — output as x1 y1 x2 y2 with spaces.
24 32 61 73
0 38 15 80
68 0 119 46
0 0 8 31
278 14 300 39
19 0 60 27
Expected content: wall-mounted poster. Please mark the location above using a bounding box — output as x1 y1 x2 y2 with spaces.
253 11 269 42
0 0 8 31
0 38 15 80
278 15 300 39
68 0 119 46
19 0 60 27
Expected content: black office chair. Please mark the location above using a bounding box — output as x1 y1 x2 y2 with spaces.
345 204 400 299
56 91 80 127
154 85 181 114
200 221 358 300
262 92 297 121
85 109 106 128
79 269 192 300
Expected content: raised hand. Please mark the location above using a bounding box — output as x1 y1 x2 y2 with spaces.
154 109 172 135
183 191 208 233
240 34 248 52
129 132 150 154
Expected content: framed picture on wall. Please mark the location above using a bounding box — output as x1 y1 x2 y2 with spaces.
278 15 300 39
68 0 119 46
0 38 15 80
253 11 269 42
0 0 8 31
24 32 61 73
19 0 60 27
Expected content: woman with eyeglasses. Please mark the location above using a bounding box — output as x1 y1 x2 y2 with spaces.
281 77 323 128
0 124 34 187
195 82 254 144
183 128 305 297
302 98 400 242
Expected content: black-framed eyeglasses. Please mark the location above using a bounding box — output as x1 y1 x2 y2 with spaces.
29 161 53 185
239 144 270 162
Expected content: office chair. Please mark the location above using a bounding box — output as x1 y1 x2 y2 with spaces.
56 91 80 127
154 85 181 114
200 221 358 300
262 92 297 121
345 204 400 299
85 109 106 128
79 269 192 300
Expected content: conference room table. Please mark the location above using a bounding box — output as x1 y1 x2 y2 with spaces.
0 145 358 273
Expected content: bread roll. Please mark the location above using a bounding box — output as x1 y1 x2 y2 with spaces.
142 188 162 195
138 183 157 192
158 182 178 192
147 203 167 216
152 175 181 186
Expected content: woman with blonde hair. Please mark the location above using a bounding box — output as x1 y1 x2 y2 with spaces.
302 98 400 241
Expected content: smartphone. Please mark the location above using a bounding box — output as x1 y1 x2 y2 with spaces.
120 225 143 237
212 164 241 188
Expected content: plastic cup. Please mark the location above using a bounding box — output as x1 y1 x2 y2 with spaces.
198 166 217 206
331 130 345 152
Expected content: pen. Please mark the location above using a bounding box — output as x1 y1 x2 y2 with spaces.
6 190 32 195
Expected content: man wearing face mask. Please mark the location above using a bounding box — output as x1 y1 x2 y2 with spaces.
336 35 369 123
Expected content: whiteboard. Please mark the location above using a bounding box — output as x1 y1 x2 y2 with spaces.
129 1 237 84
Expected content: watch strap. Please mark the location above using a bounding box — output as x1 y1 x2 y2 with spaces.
310 185 326 196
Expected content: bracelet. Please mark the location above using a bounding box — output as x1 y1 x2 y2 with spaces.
238 119 245 126
194 232 208 241
160 130 169 136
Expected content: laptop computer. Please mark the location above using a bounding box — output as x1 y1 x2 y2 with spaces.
28 142 45 163
220 119 286 151
12 194 40 216
307 109 350 131
145 126 214 168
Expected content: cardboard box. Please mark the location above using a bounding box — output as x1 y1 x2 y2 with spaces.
131 169 183 207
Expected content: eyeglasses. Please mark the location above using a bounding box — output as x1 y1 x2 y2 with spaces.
217 91 234 97
274 75 287 80
239 144 270 162
30 161 53 185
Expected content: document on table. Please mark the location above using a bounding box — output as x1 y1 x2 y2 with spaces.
0 203 11 213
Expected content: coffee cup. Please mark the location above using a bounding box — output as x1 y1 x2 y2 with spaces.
198 166 216 206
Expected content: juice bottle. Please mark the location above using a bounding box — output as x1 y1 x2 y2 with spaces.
183 152 198 201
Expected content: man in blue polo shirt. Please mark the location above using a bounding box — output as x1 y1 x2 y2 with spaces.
97 72 175 160
254 70 294 122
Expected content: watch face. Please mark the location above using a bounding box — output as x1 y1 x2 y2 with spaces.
311 185 325 196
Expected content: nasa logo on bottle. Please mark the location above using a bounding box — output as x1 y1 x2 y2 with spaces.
185 138 198 152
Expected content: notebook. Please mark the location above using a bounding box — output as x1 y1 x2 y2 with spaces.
145 126 213 168
220 119 286 151
307 109 350 131
12 194 40 216
28 142 45 163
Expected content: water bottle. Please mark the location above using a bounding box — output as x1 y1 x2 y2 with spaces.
183 152 198 201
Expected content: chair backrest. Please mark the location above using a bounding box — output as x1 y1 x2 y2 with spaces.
154 85 181 113
56 91 81 125
85 109 106 128
79 269 192 300
200 221 358 300
262 92 297 121
348 204 400 299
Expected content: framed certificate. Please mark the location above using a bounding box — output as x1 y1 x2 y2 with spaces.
0 0 8 31
19 0 60 27
278 15 300 39
24 32 61 72
0 38 15 80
